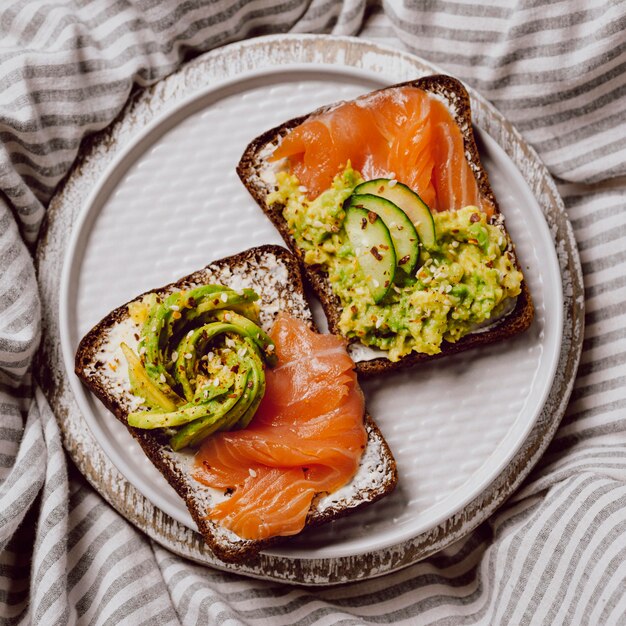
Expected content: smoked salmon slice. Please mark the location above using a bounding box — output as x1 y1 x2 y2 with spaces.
271 86 492 216
193 314 367 541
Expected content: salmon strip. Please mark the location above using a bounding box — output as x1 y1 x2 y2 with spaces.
270 86 489 214
209 467 316 539
193 314 367 541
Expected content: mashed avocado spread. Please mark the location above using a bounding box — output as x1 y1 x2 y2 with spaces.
268 165 523 361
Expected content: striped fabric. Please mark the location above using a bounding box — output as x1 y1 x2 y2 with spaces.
2 0 626 623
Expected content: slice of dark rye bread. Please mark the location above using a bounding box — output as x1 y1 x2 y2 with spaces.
236 74 534 376
74 245 398 564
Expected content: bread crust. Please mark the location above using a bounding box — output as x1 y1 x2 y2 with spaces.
74 245 397 564
236 75 534 376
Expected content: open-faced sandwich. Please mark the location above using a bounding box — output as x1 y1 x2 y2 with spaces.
237 75 534 374
75 246 397 563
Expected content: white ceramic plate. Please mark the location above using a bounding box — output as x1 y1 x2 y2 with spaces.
60 63 562 561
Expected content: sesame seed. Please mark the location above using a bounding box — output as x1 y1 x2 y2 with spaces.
249 468 257 477
171 350 178 361
184 352 193 360
452 241 459 248
187 330 194 337
267 344 275 353
159 373 166 383
213 378 220 387
139 346 147 355
388 179 397 188
170 304 180 311
220 293 228 302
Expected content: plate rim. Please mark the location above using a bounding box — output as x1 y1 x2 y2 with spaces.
36 33 584 585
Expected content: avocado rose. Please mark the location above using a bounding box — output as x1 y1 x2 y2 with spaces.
120 285 276 451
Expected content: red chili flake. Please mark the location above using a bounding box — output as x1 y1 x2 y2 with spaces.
203 461 211 469
398 254 410 265
486 261 494 268
384 280 390 287
231 364 239 373
370 246 383 261
470 213 480 223
361 217 367 230
134 333 139 341
351 305 358 314
224 487 234 496
187 296 197 307
379 244 389 251
367 211 378 224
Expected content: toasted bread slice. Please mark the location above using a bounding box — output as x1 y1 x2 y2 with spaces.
74 245 397 563
237 75 534 375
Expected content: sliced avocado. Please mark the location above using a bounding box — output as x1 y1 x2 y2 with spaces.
127 392 238 430
126 283 274 449
344 204 396 303
229 338 266 431
354 179 436 252
348 193 420 276
174 321 249 401
140 285 259 390
211 310 277 366
120 343 181 412
170 369 250 450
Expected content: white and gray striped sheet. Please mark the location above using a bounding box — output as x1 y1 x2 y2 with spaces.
1 1 625 623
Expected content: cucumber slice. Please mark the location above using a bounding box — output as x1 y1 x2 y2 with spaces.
348 194 420 276
354 179 436 251
344 205 396 303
